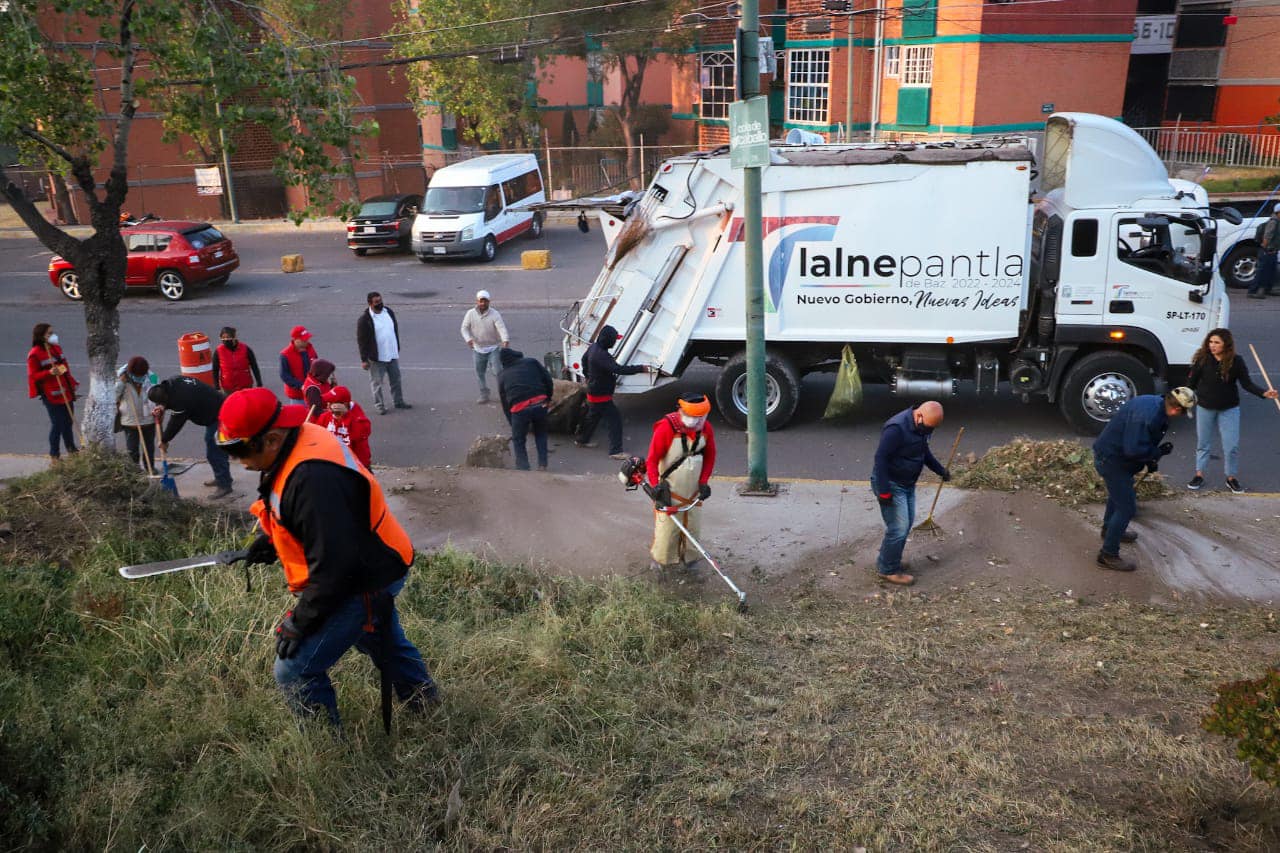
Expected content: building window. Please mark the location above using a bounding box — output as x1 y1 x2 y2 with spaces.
1164 84 1217 122
1174 3 1229 48
700 52 736 120
884 45 900 78
786 48 830 124
901 45 933 86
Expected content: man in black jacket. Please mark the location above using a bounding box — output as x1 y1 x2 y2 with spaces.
148 376 232 498
575 324 649 460
498 347 554 470
356 291 411 414
215 387 437 727
870 401 949 586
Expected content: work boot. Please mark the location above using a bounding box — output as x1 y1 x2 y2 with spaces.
1095 550 1136 572
203 479 218 487
403 685 442 713
1100 527 1138 544
879 572 914 586
210 485 234 499
476 393 490 405
394 402 413 410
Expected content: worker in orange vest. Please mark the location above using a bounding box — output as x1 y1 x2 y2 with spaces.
216 388 438 727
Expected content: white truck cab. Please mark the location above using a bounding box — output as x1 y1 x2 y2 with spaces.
559 113 1233 433
413 153 546 262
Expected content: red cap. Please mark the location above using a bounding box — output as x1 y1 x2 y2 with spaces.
290 325 312 341
217 388 308 443
328 385 352 405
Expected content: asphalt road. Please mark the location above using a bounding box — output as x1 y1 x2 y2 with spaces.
3 220 1279 492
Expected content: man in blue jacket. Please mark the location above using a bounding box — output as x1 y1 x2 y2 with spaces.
871 401 949 586
1092 387 1196 571
574 324 650 460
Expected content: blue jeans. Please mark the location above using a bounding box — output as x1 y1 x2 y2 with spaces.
203 423 232 489
872 476 916 575
368 358 404 412
273 577 435 726
578 400 623 454
474 349 500 397
41 398 77 457
1249 250 1276 295
1195 405 1240 477
1095 456 1137 556
510 403 549 470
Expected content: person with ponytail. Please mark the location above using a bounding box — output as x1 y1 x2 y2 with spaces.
26 322 79 461
1185 327 1277 493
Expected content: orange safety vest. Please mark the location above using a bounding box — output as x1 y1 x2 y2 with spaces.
250 423 412 593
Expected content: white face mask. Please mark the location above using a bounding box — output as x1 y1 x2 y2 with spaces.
47 333 60 346
680 414 706 430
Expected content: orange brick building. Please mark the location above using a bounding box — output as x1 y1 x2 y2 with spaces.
673 0 1139 145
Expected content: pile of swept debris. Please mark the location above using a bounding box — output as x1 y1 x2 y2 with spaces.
954 437 1174 508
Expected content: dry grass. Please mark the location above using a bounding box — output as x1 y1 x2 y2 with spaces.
3 456 1279 850
955 437 1174 507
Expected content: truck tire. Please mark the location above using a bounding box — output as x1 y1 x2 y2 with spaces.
715 350 801 431
1220 243 1258 290
1058 351 1154 435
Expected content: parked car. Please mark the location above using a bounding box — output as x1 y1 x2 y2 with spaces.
48 221 239 301
346 193 422 256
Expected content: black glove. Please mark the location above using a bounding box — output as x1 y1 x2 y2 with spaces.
1145 460 1159 475
245 534 277 566
698 483 711 501
652 481 672 508
877 491 894 508
275 611 303 659
941 468 952 483
1157 441 1173 458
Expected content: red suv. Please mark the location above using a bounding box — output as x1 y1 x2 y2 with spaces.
48 221 240 301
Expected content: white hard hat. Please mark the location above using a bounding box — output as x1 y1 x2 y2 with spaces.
476 290 491 300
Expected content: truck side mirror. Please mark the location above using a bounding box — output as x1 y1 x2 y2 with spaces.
1218 206 1243 225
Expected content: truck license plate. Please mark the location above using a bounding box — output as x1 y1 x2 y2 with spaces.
433 246 446 254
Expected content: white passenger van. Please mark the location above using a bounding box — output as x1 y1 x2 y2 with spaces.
412 154 546 262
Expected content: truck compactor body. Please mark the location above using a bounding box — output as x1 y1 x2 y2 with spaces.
560 113 1231 433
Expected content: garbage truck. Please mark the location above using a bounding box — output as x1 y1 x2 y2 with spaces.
558 113 1238 433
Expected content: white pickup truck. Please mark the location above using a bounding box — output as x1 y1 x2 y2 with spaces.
559 113 1239 434
1214 202 1277 289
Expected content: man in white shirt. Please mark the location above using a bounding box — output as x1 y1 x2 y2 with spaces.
356 291 412 415
459 289 509 404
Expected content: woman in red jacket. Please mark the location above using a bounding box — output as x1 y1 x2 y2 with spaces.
26 322 79 461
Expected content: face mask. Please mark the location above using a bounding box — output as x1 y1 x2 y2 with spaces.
680 414 706 431
130 372 147 383
915 417 934 435
222 339 237 350
371 303 383 313
47 333 59 345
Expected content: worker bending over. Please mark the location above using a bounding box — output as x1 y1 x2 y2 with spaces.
645 393 717 571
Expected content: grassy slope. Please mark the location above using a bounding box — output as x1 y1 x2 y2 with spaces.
3 454 1279 851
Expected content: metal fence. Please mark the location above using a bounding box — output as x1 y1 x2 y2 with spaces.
1132 125 1280 170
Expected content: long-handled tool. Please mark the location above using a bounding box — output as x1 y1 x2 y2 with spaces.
154 412 179 496
914 426 964 534
124 386 156 477
1248 343 1280 415
44 344 84 449
667 504 748 612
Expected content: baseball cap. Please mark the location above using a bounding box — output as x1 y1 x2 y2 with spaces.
328 385 352 406
217 388 308 445
290 325 312 341
476 290 491 301
1170 386 1197 417
677 393 711 417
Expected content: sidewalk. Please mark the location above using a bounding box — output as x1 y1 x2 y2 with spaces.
5 452 1278 607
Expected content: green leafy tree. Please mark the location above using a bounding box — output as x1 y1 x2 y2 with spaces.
0 0 373 444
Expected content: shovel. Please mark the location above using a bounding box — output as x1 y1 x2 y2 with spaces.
914 426 964 535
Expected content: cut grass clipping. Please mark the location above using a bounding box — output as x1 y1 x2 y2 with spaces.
4 453 1280 849
955 437 1173 507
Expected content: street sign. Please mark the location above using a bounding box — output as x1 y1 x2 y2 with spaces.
729 97 770 170
194 167 223 196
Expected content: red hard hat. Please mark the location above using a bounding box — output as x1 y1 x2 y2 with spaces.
217 387 307 444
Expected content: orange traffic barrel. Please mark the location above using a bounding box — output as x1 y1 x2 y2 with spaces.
178 332 214 385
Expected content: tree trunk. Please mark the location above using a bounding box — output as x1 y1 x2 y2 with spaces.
48 171 78 225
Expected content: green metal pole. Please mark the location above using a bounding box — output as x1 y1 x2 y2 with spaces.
740 0 770 492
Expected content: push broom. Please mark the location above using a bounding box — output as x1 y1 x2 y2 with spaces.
914 426 964 535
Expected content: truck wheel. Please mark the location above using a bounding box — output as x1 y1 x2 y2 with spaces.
715 351 801 431
1058 351 1153 435
1220 244 1258 290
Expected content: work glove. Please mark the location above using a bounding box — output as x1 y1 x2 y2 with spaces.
275 611 303 660
245 534 277 567
652 481 672 508
1157 441 1173 458
941 468 952 483
1145 460 1159 475
698 483 712 501
877 492 894 508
